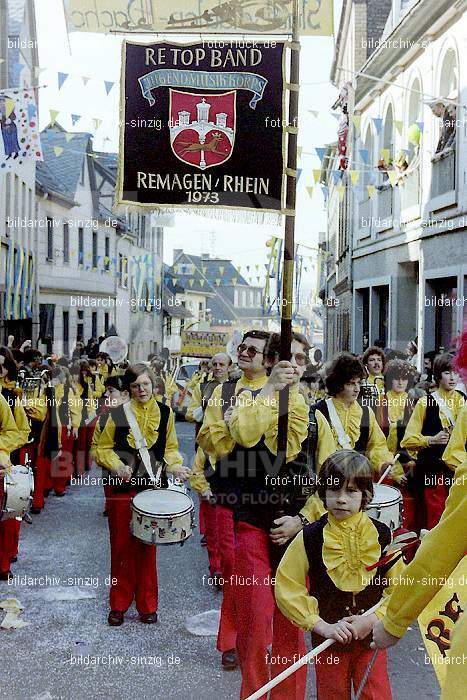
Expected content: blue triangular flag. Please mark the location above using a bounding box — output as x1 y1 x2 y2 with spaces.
321 185 329 199
104 81 114 95
58 72 69 90
71 114 81 126
416 121 425 133
359 148 369 164
330 112 341 121
297 168 303 183
332 170 342 184
372 118 383 134
315 147 326 161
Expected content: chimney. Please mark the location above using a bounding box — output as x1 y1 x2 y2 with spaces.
202 253 210 259
173 248 183 263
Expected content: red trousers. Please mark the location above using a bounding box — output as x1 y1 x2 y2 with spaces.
424 482 448 530
0 518 20 573
107 489 158 615
233 521 307 700
216 505 237 652
315 643 392 700
200 500 220 575
74 426 88 475
51 427 74 495
32 454 50 510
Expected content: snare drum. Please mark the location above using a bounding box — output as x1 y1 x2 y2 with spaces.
365 484 403 532
130 487 194 546
1 465 35 521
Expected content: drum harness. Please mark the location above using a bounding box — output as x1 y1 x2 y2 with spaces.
121 403 162 488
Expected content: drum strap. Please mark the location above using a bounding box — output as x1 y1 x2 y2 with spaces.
122 403 159 486
431 391 455 427
325 398 352 450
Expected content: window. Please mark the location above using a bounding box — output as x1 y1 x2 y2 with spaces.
104 312 109 334
119 254 128 288
63 223 69 262
92 311 97 339
78 227 84 264
166 316 172 335
77 323 84 342
80 159 85 186
180 318 185 331
46 217 53 261
63 311 69 355
105 236 110 270
92 231 98 268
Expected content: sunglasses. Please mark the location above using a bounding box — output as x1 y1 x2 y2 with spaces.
237 343 264 359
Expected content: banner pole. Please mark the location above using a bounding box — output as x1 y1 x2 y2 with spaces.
277 0 300 501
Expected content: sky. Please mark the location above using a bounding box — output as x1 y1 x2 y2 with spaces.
34 0 342 289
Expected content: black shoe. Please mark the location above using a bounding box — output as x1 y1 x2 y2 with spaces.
221 650 238 671
55 492 65 497
102 509 108 517
0 570 13 582
44 489 52 497
139 612 158 624
108 610 124 626
30 507 42 515
212 572 223 591
200 535 208 547
11 556 18 563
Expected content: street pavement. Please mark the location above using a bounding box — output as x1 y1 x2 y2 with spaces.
1 420 439 700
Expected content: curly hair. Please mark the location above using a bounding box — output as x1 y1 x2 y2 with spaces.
325 353 365 396
317 450 374 509
384 359 416 391
362 346 386 370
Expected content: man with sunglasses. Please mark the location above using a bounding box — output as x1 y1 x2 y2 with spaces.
226 332 336 700
197 330 271 672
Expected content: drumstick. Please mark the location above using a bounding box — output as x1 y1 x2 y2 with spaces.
377 454 400 485
245 600 384 700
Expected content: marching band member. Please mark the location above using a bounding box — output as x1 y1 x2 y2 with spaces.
50 366 82 497
0 391 22 580
96 352 117 380
197 330 271 672
70 361 97 474
226 332 336 699
442 403 467 470
94 364 190 626
361 346 386 407
0 348 30 578
187 353 232 582
276 451 405 700
400 353 465 529
149 356 177 402
316 353 395 478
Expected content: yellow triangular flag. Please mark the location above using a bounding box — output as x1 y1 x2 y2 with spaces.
172 278 178 285
336 184 345 201
231 277 238 285
306 186 314 198
200 279 205 287
350 170 360 186
313 169 321 184
394 120 403 135
188 279 194 287
387 171 398 187
50 109 59 125
297 146 303 159
54 146 64 157
352 115 361 133
5 98 16 118
93 118 102 131
201 266 207 274
64 133 74 143
219 266 225 275
380 148 390 163
215 278 221 286
367 185 376 198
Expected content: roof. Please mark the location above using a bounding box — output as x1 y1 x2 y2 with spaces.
36 124 92 202
162 290 193 319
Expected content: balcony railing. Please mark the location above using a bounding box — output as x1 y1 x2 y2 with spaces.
400 168 420 211
430 149 455 199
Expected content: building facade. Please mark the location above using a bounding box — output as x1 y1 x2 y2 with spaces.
0 0 39 346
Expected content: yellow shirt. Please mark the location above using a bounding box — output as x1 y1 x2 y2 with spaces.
317 398 393 473
189 445 212 495
197 374 268 459
94 396 182 473
442 404 467 471
0 379 30 451
275 511 405 631
401 388 465 452
382 461 466 651
0 394 21 468
186 382 202 423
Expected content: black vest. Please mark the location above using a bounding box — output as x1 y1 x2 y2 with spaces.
415 392 463 484
314 398 370 453
105 401 170 493
303 514 392 651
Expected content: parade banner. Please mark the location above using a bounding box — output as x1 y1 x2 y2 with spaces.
116 40 286 215
63 1 333 36
417 556 466 688
0 91 42 174
181 330 230 357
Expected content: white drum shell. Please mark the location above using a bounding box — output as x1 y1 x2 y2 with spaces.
365 484 403 532
130 488 194 545
2 466 34 520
